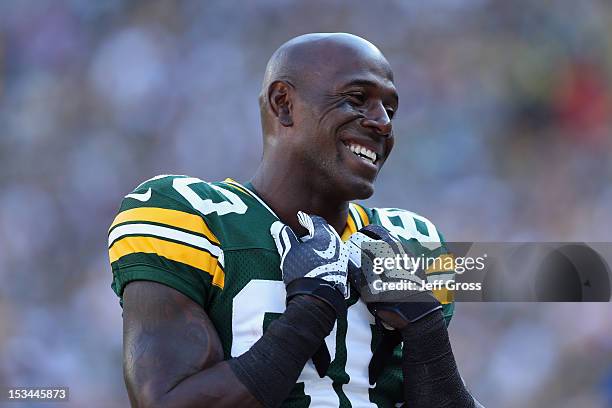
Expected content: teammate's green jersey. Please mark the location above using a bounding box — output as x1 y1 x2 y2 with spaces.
108 175 456 407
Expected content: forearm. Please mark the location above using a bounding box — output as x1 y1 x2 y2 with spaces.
229 295 338 407
127 295 334 408
142 361 259 408
123 281 261 408
400 310 475 408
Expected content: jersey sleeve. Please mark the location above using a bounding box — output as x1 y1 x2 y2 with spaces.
369 207 456 325
108 175 224 310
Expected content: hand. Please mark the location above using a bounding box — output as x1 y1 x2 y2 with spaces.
271 211 350 300
347 224 442 385
347 224 441 328
270 211 350 378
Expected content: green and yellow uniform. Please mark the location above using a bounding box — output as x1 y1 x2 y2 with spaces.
108 175 455 407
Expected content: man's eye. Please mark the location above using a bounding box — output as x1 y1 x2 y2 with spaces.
347 93 366 105
386 108 395 119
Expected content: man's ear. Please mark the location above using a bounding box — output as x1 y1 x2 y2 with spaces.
268 81 294 127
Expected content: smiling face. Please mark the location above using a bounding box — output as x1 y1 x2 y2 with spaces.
291 40 398 200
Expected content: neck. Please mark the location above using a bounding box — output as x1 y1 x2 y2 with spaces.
250 158 350 236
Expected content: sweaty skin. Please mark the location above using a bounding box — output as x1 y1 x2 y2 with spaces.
123 33 399 407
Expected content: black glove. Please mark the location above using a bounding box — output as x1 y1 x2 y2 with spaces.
270 211 350 377
346 224 442 384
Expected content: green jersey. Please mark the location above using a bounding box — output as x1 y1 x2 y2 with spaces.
108 175 455 407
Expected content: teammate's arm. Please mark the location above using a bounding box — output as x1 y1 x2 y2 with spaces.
122 281 262 408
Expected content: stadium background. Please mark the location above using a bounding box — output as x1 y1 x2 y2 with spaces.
1 1 611 407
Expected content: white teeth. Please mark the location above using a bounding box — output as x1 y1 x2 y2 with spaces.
346 143 377 164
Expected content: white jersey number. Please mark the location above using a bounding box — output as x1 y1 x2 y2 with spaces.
376 209 441 250
231 279 376 407
173 177 247 216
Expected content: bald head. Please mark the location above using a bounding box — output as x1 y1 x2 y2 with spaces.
254 33 398 202
261 33 390 97
259 33 393 135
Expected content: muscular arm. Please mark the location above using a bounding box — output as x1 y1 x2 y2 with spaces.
122 281 262 408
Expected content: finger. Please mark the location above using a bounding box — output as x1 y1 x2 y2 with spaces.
376 241 397 260
300 213 343 245
358 225 406 258
297 211 315 240
348 248 377 287
281 225 300 250
308 215 337 240
358 226 395 253
270 221 299 255
348 231 382 268
361 225 402 248
270 221 285 253
346 238 364 268
360 224 390 240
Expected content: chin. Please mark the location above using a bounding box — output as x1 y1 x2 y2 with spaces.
345 177 375 200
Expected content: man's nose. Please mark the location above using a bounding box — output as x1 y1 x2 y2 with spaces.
360 103 392 136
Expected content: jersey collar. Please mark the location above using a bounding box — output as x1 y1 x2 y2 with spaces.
224 178 367 241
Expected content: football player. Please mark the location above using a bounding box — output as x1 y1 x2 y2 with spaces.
109 33 482 407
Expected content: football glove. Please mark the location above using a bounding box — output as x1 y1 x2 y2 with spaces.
346 224 442 384
270 211 350 377
271 211 350 302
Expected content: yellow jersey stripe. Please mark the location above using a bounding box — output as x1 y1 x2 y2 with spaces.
341 214 358 241
109 236 224 288
349 204 362 230
353 204 370 227
223 179 280 219
223 178 250 195
108 224 223 258
432 287 454 304
109 207 220 245
425 254 455 274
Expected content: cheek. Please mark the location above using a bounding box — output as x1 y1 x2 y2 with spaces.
364 137 393 173
319 102 358 131
382 136 395 162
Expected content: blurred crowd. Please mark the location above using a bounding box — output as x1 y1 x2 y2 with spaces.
0 1 611 407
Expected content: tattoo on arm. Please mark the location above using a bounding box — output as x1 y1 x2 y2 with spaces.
122 281 261 408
